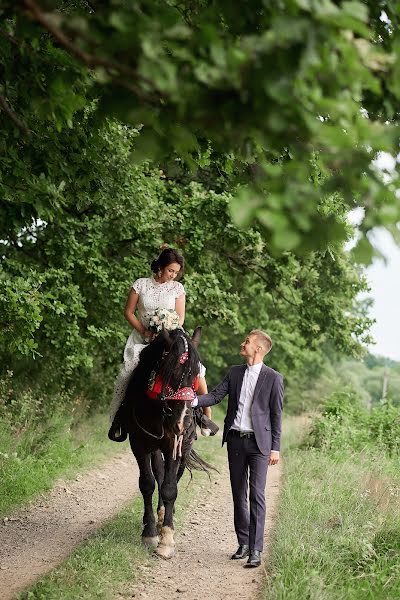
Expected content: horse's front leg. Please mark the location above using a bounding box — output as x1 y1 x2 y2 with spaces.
130 443 159 547
156 453 179 559
151 450 165 532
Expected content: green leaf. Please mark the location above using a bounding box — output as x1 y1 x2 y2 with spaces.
351 236 374 264
342 1 369 23
272 229 301 251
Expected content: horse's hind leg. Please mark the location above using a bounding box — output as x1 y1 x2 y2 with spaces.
131 446 159 547
151 450 165 532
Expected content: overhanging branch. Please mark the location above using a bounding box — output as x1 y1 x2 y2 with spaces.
0 93 31 135
21 0 167 104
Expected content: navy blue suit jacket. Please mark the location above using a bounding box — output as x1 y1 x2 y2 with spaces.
197 363 284 456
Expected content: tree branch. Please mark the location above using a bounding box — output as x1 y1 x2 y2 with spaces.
0 93 31 135
0 29 20 46
222 250 301 307
21 0 167 103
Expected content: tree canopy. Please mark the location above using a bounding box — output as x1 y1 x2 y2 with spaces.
0 1 397 412
0 116 372 409
2 0 400 258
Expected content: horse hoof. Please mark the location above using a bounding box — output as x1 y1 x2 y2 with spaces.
142 536 159 548
155 544 175 559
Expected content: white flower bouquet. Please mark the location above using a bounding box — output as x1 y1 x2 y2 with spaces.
145 308 180 333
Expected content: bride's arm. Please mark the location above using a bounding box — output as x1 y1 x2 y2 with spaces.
124 290 150 337
175 294 185 326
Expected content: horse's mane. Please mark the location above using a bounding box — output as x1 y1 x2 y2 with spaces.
124 329 200 404
125 335 165 400
159 329 200 390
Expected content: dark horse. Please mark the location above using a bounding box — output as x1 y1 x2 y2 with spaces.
121 326 210 559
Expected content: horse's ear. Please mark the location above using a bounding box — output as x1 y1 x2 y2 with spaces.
191 326 202 348
160 326 173 348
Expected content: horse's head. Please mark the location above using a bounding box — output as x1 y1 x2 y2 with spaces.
157 327 202 436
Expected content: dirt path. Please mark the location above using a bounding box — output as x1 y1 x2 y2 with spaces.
0 448 282 600
127 458 282 600
0 451 139 600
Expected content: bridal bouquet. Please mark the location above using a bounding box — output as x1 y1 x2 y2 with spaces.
145 308 180 333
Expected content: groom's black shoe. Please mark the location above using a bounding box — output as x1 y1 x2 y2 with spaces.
244 550 262 568
231 544 250 560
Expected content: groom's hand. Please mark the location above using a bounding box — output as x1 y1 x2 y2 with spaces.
269 451 279 465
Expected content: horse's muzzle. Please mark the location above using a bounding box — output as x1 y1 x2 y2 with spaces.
174 421 185 435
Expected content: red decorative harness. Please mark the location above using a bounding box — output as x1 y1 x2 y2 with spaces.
143 335 196 458
146 334 198 402
147 374 199 401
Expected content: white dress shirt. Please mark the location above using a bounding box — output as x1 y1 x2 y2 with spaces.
231 362 263 432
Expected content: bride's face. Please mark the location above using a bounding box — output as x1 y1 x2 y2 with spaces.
159 262 181 283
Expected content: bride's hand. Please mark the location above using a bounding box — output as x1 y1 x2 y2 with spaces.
143 329 153 342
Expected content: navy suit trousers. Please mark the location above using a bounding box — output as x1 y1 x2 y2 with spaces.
227 431 269 552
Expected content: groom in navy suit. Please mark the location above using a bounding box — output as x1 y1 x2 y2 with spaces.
193 330 283 568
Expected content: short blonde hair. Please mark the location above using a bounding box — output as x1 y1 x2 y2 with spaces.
250 329 272 354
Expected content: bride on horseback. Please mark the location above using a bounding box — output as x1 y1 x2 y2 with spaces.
109 247 212 440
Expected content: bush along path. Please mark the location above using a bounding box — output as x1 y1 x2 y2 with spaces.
0 430 282 600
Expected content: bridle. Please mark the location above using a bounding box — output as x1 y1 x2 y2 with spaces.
133 333 196 446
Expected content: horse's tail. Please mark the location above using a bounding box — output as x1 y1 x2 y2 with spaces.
185 448 219 480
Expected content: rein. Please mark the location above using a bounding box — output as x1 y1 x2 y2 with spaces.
132 405 165 440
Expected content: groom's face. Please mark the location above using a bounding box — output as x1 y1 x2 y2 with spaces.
240 334 258 358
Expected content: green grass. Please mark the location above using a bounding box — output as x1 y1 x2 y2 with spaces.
0 411 126 517
17 431 224 600
263 416 400 600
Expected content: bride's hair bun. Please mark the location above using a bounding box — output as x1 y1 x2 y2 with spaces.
150 248 185 277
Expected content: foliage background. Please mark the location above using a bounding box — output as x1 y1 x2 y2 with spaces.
0 113 374 413
1 0 399 422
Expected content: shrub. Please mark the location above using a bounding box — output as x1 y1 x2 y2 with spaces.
307 389 369 451
369 402 400 455
307 389 400 455
0 371 88 455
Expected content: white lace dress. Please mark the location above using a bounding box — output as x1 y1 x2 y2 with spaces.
110 276 186 421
